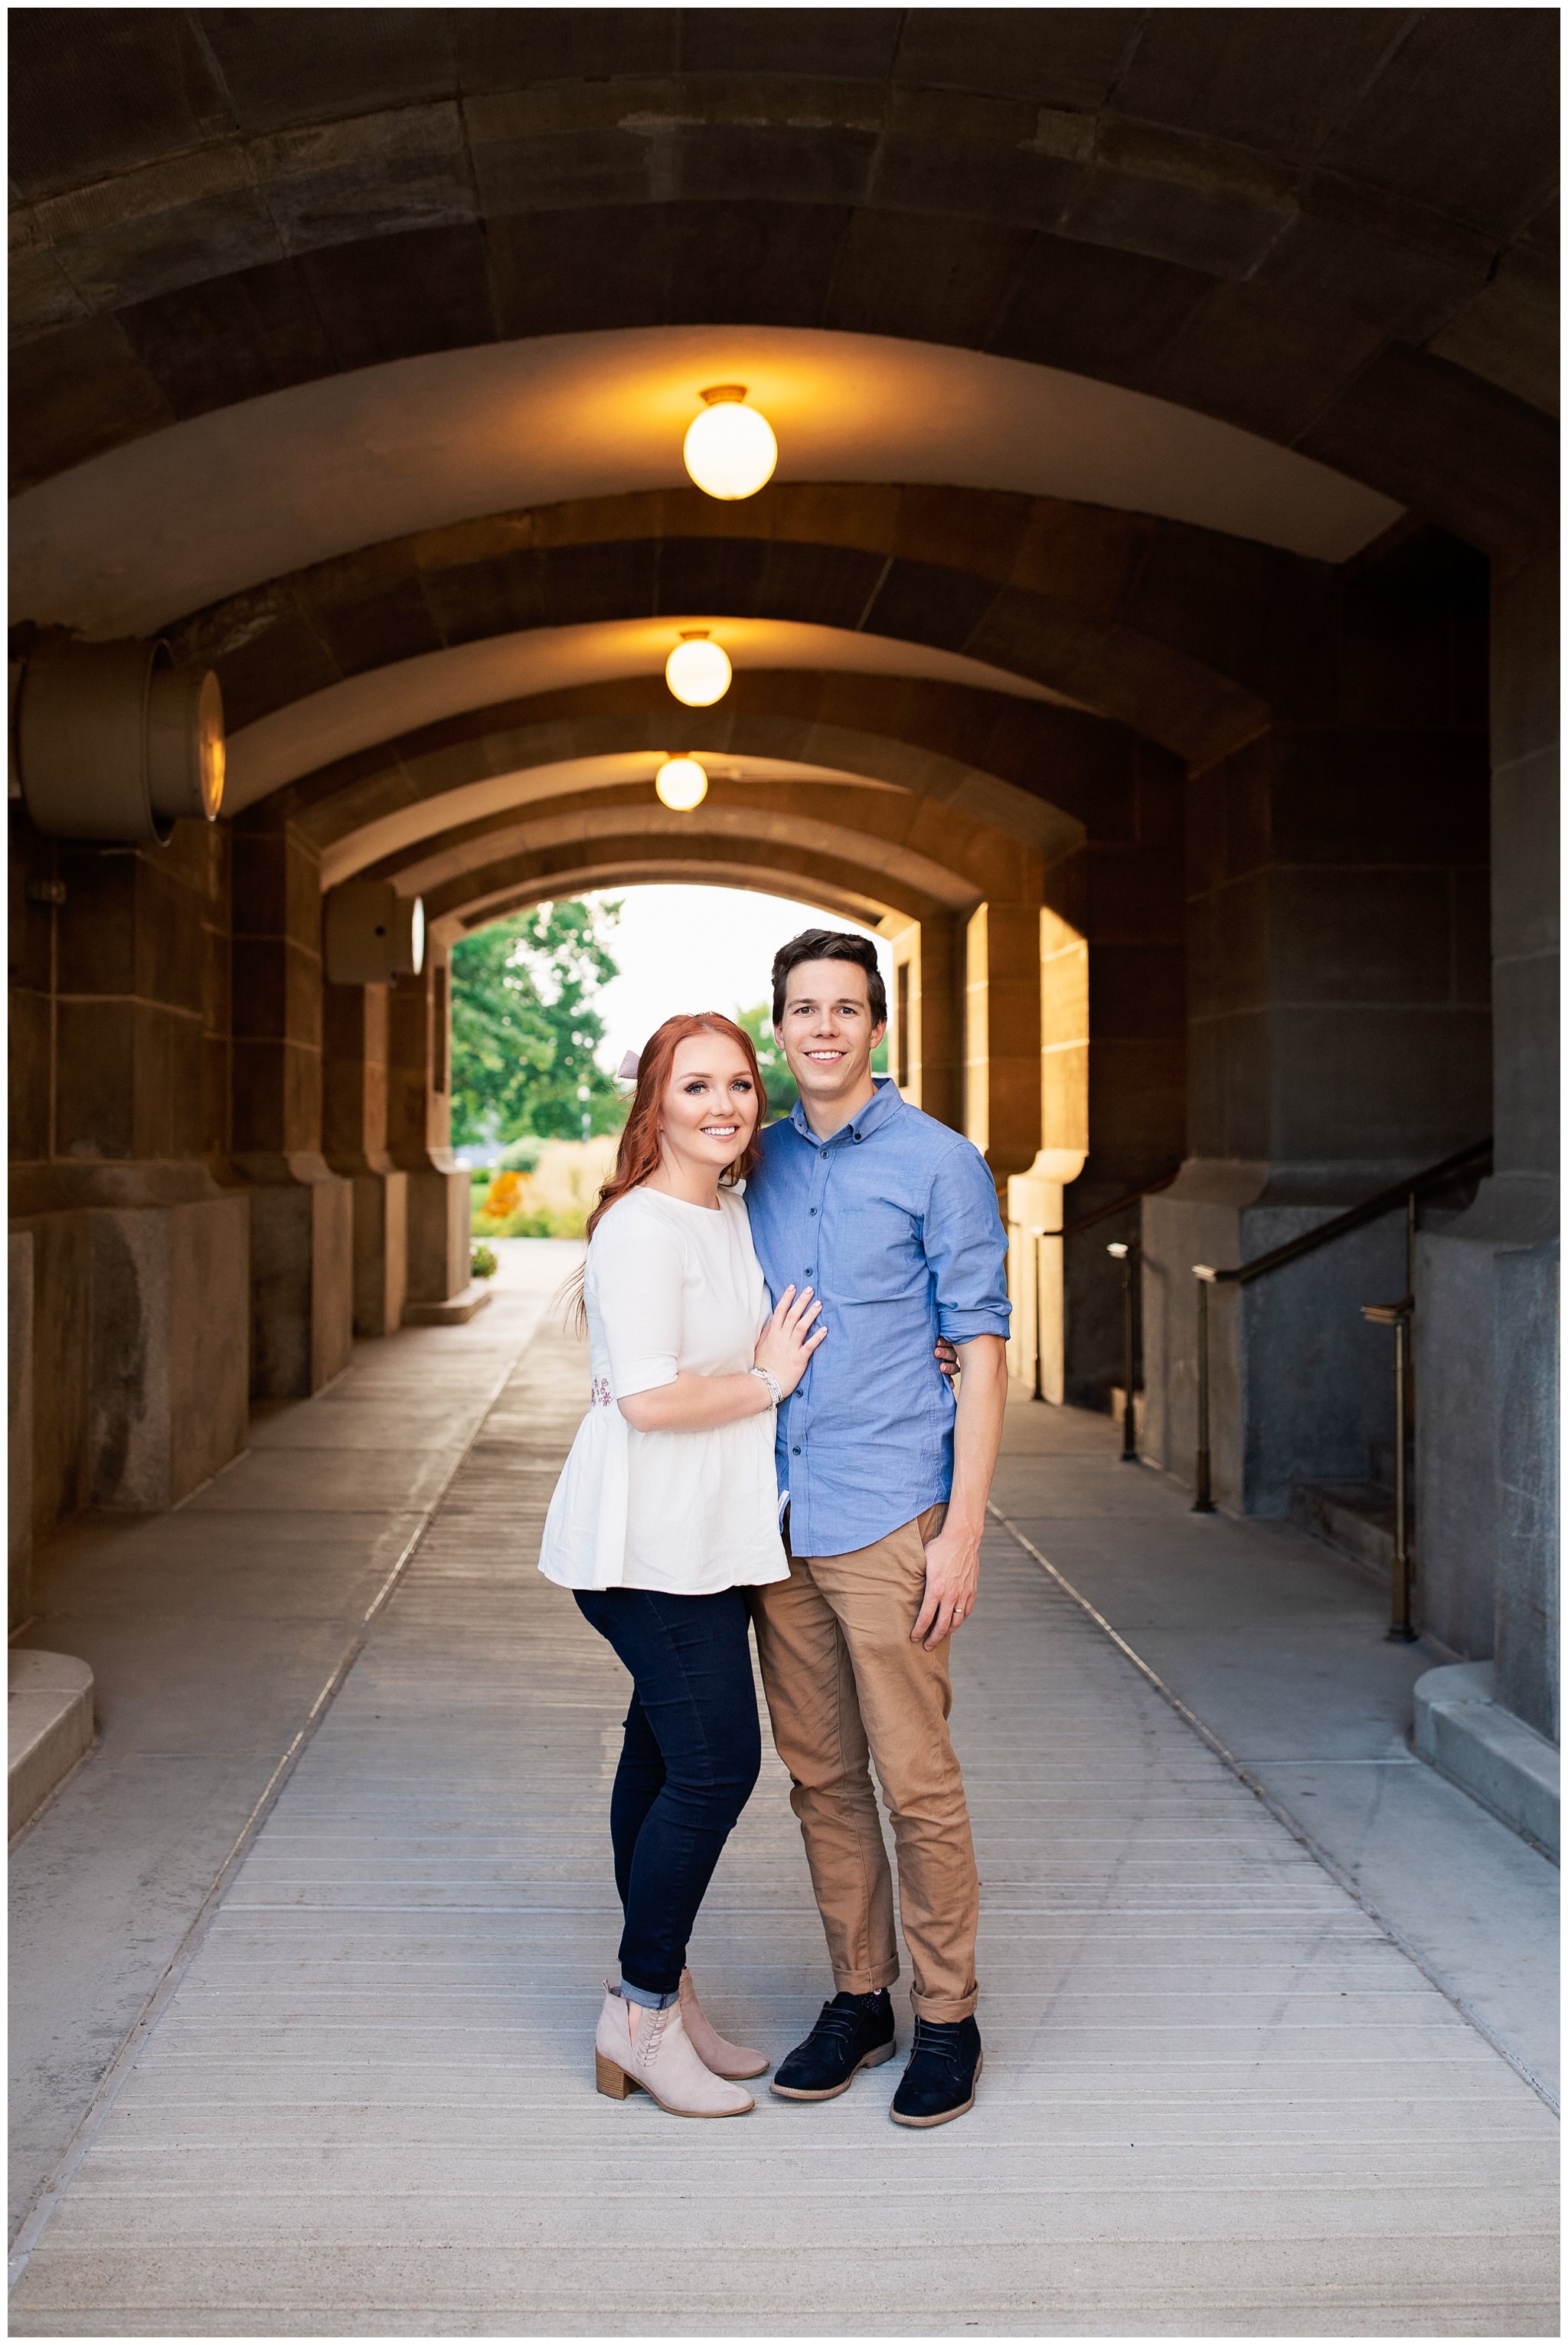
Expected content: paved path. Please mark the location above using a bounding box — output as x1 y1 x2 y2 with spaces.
11 1279 1557 2335
9 1248 578 2240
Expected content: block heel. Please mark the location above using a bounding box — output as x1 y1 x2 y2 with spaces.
596 2049 639 2099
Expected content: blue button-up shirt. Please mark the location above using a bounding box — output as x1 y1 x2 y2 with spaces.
745 1078 1011 1557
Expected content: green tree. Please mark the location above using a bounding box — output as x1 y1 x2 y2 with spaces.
736 999 888 1126
450 901 626 1146
737 1002 799 1120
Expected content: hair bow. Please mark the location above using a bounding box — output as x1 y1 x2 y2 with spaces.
616 1049 642 1081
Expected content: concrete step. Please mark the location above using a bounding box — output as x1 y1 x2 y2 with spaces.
9 1650 93 1837
401 1281 495 1327
1291 1479 1400 1575
1414 1661 1560 1861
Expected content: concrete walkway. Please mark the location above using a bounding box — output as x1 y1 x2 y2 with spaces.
9 1247 579 2240
10 1245 1558 2335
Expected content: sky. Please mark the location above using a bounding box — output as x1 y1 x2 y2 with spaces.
581 886 893 1074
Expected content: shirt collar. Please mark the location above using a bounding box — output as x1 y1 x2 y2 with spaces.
789 1075 904 1148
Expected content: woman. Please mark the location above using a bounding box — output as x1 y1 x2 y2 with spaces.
538 1012 824 2119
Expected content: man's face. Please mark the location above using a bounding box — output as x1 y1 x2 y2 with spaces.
775 959 887 1113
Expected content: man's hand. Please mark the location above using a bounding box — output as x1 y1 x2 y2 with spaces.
911 1516 982 1648
913 1334 1008 1650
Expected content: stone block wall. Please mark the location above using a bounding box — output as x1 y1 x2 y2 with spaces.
8 812 253 1529
1144 528 1494 1510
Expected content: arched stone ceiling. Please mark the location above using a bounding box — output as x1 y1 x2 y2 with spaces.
11 328 1404 635
227 616 1073 812
315 750 928 890
423 826 965 945
177 486 1288 771
436 859 897 948
11 9 1556 552
375 788 995 918
265 672 1165 874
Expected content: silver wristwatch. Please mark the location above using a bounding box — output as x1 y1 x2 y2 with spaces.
749 1365 783 1408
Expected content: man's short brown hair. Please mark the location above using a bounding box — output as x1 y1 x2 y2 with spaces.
771 929 887 1027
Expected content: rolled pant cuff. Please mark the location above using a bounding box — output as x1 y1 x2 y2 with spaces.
619 1976 679 2010
910 1990 978 2023
832 1957 900 1995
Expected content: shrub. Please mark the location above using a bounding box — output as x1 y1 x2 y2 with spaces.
470 1242 498 1280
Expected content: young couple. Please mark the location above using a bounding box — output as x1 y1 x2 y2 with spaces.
539 928 1011 2127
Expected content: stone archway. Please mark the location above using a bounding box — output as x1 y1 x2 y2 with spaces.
11 12 1554 555
6 10 1553 1762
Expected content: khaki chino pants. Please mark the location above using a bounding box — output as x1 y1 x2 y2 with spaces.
751 1505 980 2022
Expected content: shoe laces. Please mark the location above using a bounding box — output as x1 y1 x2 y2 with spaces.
804 2001 864 2047
642 2003 671 2065
909 2016 968 2074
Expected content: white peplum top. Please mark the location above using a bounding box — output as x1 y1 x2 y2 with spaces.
537 1184 789 1595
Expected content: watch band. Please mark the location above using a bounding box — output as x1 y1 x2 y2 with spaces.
749 1365 783 1408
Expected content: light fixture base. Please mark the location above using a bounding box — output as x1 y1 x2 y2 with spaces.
699 384 747 406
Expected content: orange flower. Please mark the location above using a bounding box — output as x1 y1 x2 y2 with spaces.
482 1169 524 1218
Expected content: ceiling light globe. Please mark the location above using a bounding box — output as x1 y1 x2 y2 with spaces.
665 636 732 707
655 757 709 813
683 399 778 501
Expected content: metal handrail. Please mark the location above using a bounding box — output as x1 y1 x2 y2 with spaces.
1187 1137 1491 1635
1189 1139 1490 1299
1041 1167 1181 1242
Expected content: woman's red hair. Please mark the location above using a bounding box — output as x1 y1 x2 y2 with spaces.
558 1013 769 1328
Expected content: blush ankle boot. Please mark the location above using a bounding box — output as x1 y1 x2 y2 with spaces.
680 1968 769 2079
593 1985 755 2118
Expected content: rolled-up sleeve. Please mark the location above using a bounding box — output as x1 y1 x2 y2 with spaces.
590 1212 684 1395
925 1145 1011 1341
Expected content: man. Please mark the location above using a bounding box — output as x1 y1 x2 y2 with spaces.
744 927 1011 2128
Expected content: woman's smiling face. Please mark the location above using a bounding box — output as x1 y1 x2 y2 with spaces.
659 1032 761 1180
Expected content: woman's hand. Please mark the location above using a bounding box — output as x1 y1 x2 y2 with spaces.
755 1284 826 1398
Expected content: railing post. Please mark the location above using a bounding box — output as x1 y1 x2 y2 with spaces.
1191 1266 1216 1512
1390 1310 1414 1641
1362 1297 1416 1643
1108 1240 1138 1461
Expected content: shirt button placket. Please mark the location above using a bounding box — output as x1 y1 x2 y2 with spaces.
794 1142 831 1542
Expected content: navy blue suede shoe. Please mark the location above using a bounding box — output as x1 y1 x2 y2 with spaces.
890 2014 982 2127
770 1990 896 2101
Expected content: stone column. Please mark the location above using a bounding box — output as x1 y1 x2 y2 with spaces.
1418 533 1558 1728
964 901 1043 1185
1006 898 1087 1401
8 816 250 1521
1040 747 1187 1406
230 808 351 1397
387 949 468 1308
323 980 408 1338
1142 690 1491 1513
884 912 963 1130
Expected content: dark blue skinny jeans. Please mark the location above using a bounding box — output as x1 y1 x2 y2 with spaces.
573 1586 762 2001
